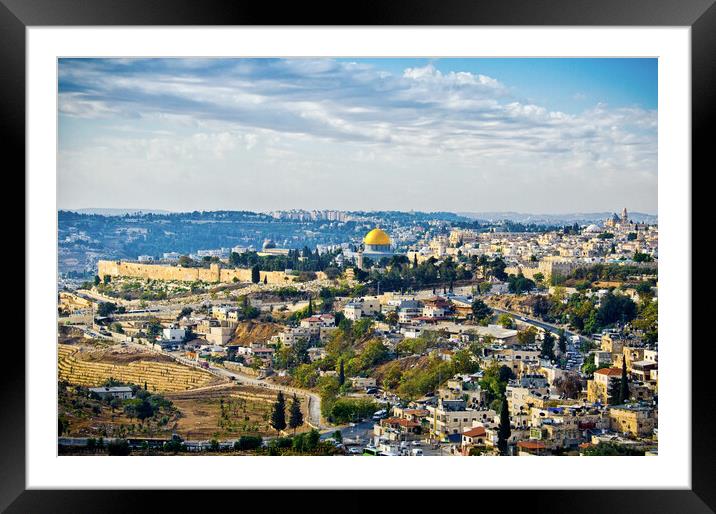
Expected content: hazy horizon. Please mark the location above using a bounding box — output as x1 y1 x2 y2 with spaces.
61 206 658 217
59 58 657 214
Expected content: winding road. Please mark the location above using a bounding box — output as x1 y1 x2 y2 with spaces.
208 365 324 429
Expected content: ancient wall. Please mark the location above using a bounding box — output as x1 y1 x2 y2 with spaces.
97 260 324 285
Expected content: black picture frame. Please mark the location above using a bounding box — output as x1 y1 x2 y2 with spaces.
4 0 711 511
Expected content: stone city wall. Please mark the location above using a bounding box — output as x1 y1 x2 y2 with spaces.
98 260 326 285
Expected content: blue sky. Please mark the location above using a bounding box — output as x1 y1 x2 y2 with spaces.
58 58 657 214
341 58 657 113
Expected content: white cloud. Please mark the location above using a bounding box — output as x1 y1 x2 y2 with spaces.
57 58 657 213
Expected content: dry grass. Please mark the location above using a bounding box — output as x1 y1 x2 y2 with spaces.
166 384 310 439
58 343 218 392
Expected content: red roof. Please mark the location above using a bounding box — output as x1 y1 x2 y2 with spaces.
594 368 622 377
463 427 487 438
383 417 420 428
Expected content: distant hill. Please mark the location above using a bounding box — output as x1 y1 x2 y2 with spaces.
457 211 657 225
69 208 173 216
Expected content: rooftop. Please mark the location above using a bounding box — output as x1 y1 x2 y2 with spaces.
463 427 487 438
89 386 132 393
594 367 622 377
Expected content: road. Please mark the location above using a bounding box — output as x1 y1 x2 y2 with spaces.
489 306 572 337
488 305 589 372
203 362 324 430
123 340 325 430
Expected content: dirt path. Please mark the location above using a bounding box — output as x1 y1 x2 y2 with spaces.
209 366 324 429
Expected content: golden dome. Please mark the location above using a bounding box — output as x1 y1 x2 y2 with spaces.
364 228 391 246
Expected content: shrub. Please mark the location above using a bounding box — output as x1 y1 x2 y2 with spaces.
330 398 377 424
234 435 262 451
107 439 131 456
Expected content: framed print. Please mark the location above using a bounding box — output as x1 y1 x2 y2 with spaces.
4 0 713 511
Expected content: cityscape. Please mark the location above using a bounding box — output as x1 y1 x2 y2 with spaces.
57 58 657 457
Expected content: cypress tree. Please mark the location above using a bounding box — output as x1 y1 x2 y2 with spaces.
557 330 567 355
307 298 314 317
497 395 511 456
270 391 287 434
619 358 630 404
338 359 345 386
263 275 268 285
251 265 260 284
288 394 303 435
541 332 556 361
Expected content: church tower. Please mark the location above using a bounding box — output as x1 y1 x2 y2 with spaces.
621 207 628 222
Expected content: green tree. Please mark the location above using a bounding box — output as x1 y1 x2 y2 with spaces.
251 265 261 284
178 255 194 267
581 353 597 375
307 298 314 317
177 307 193 320
583 442 644 456
97 302 118 317
618 358 630 404
471 299 492 325
540 332 556 361
497 396 511 456
288 394 303 435
633 251 653 263
608 375 622 405
107 439 131 456
270 391 287 434
333 430 343 443
234 435 262 451
94 275 101 286
557 329 567 355
306 429 320 450
338 359 345 386
517 326 538 345
497 313 514 329
263 275 268 285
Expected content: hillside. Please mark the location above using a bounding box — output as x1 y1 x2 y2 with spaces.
228 320 283 346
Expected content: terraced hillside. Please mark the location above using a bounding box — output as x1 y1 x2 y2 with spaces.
58 344 217 392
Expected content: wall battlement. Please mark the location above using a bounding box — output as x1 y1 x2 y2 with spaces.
97 260 309 285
